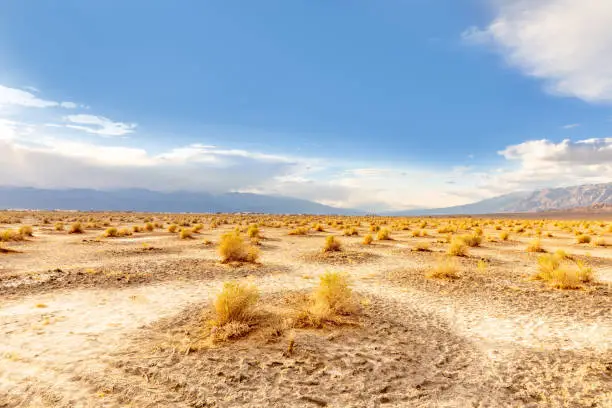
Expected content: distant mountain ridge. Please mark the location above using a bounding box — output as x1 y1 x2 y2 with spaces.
389 183 612 215
0 187 360 215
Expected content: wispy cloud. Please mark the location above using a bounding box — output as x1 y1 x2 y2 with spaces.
62 114 137 136
562 123 580 129
463 0 612 103
0 85 78 109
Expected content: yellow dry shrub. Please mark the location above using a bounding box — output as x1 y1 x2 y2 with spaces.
18 225 33 237
213 281 259 326
576 234 591 244
69 222 84 234
363 234 373 245
104 227 118 238
323 235 342 252
307 272 358 323
167 224 178 233
427 257 460 279
534 254 594 289
288 227 308 236
218 232 259 263
247 224 259 238
594 237 607 247
54 222 64 231
499 231 509 241
376 228 391 240
459 234 481 247
413 242 430 251
447 237 468 256
526 239 545 253
179 228 193 239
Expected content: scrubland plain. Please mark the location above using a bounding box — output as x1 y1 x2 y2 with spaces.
0 211 611 407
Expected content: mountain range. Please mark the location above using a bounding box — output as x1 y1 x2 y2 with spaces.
0 183 611 215
0 187 356 215
389 182 612 215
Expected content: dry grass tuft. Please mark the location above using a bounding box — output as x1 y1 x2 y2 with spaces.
297 272 359 327
526 239 545 253
69 222 84 234
427 257 460 280
18 226 33 237
218 232 260 263
447 237 468 256
103 227 118 238
288 227 309 236
362 234 373 245
576 234 591 244
179 228 193 239
213 281 259 326
412 242 431 252
322 235 342 252
533 253 595 289
376 228 391 240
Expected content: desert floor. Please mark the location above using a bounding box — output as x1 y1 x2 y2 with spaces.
1 214 611 407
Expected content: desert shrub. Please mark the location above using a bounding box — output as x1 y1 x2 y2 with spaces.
132 225 142 233
376 228 391 240
369 225 380 232
322 236 342 252
69 222 84 234
213 281 259 326
343 227 358 236
247 224 259 238
18 225 33 237
0 229 25 242
526 239 545 253
576 234 591 244
104 227 118 238
312 223 325 232
193 223 204 233
437 225 456 234
145 222 155 232
54 222 64 231
363 234 373 245
447 237 468 256
288 227 309 236
427 257 460 279
179 228 193 239
534 253 594 289
413 242 430 251
594 237 607 247
117 228 133 237
167 224 178 233
218 232 259 263
300 272 358 326
499 231 509 241
459 234 481 247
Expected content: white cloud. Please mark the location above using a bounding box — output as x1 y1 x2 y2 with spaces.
477 138 612 194
0 85 59 108
60 102 78 109
0 85 79 109
63 114 137 136
562 123 580 129
464 0 612 103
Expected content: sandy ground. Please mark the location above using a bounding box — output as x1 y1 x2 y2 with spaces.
1 216 611 407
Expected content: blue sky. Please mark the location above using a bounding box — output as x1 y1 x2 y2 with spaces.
0 0 611 211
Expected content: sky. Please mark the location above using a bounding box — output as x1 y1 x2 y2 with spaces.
0 0 612 212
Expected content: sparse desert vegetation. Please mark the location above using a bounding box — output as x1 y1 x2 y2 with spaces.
0 210 611 407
